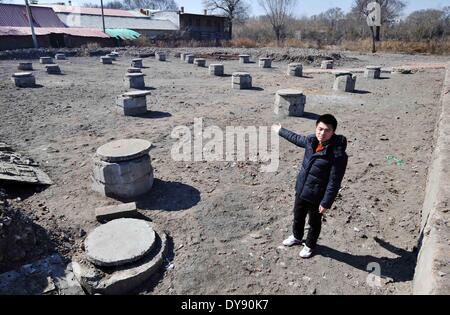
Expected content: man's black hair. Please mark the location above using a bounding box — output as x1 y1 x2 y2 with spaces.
316 114 338 131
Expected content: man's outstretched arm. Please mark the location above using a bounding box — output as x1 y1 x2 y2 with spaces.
272 124 308 148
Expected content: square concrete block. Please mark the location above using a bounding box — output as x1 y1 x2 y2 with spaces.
185 55 195 64
46 64 61 75
95 202 139 222
101 56 113 64
287 63 303 77
321 60 334 69
239 55 250 64
116 96 147 116
125 74 146 89
364 66 381 79
155 52 166 61
209 64 224 76
232 73 252 90
131 59 143 68
259 58 272 68
40 57 53 64
333 73 356 92
55 54 66 60
11 72 35 88
18 62 33 71
194 58 206 67
275 89 306 117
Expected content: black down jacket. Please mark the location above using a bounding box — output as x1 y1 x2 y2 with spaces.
279 128 348 209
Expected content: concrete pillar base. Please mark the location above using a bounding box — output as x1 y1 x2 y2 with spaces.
365 66 381 79
259 58 272 68
194 58 206 67
131 59 143 68
287 63 303 77
101 56 113 64
45 64 61 74
333 72 357 92
239 55 250 64
321 60 334 69
18 62 33 71
11 72 35 88
40 57 53 64
232 72 252 90
209 64 224 76
275 89 306 117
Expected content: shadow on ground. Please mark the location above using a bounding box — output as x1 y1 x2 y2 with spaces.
136 179 201 212
317 237 418 283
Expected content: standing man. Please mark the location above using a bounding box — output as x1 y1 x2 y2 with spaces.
272 114 348 258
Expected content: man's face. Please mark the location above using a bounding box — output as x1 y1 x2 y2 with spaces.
316 122 335 143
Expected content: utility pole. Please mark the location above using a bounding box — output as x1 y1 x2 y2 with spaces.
100 0 106 33
24 0 39 48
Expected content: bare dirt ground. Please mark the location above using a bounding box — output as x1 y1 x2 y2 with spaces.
0 49 447 295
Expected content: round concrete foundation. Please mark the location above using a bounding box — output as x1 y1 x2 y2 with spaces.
85 219 156 267
72 228 168 295
93 139 154 200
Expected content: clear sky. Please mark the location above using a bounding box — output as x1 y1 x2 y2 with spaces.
7 0 450 17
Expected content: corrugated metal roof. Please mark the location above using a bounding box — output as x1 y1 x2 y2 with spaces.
106 28 141 40
56 13 178 31
41 5 146 18
0 4 67 28
0 26 110 38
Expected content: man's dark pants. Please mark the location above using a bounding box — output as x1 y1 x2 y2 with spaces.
292 194 323 249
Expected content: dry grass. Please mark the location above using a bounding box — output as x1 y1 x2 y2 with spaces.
132 36 152 47
228 38 258 48
340 39 450 55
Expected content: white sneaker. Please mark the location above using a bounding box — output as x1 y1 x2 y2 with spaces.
282 235 302 247
299 245 313 259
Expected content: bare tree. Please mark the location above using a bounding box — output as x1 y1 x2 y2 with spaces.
202 0 250 39
352 0 406 25
405 9 447 41
123 0 178 10
83 1 126 9
258 0 298 43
